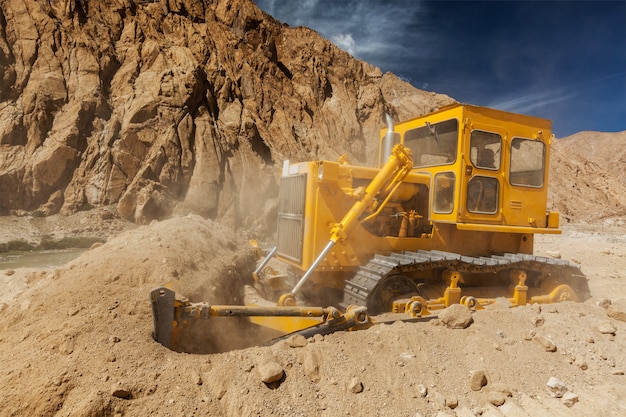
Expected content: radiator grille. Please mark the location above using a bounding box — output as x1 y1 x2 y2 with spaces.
276 174 307 263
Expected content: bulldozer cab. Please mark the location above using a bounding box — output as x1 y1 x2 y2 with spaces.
386 104 558 232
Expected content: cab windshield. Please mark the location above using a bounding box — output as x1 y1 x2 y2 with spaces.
403 119 459 168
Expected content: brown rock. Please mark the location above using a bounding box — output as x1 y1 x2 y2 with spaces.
206 376 228 400
111 385 132 399
607 300 626 322
562 391 579 407
258 361 284 385
302 351 321 383
534 334 557 352
487 390 507 407
598 321 617 335
438 304 474 329
37 190 63 216
469 370 488 391
445 395 458 409
348 377 364 394
546 377 568 398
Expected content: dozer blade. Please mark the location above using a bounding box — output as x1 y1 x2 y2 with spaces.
150 286 178 350
149 286 373 352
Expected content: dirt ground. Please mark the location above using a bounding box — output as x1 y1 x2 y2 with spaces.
0 211 625 417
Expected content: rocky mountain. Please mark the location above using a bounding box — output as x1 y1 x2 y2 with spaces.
550 131 626 224
0 0 453 226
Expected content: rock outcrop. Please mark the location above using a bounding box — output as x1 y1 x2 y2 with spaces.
0 0 453 226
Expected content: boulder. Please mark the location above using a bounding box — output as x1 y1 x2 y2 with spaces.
438 304 474 329
258 361 284 385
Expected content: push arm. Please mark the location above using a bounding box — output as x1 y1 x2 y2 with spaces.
290 144 413 296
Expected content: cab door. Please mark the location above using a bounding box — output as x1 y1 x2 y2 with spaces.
505 136 549 227
460 125 505 223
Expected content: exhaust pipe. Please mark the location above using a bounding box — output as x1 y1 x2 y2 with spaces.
382 114 395 164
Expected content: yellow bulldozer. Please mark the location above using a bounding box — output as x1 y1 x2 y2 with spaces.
151 104 590 351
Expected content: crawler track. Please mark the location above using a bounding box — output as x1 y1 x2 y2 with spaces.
341 250 589 313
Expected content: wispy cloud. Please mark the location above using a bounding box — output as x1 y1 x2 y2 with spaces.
489 89 578 115
491 71 626 115
330 33 356 55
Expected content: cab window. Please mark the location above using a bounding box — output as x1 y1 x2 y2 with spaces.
509 138 545 187
433 172 455 214
404 119 458 168
466 176 499 214
470 130 501 170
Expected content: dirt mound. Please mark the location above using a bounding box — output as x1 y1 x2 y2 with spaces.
0 215 257 415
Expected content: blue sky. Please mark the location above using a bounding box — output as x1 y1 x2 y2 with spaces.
255 0 626 137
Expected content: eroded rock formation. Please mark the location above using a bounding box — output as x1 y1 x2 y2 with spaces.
0 0 453 226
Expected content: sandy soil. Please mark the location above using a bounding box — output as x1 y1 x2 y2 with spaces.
0 212 625 417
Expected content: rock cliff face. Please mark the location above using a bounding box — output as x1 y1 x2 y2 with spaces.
0 0 453 226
